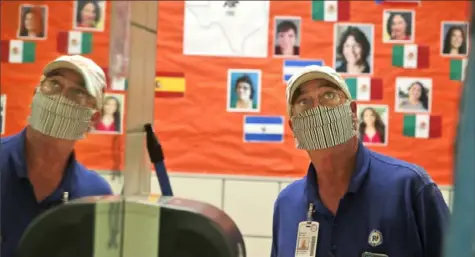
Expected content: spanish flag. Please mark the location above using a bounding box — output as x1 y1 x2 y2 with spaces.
155 72 186 97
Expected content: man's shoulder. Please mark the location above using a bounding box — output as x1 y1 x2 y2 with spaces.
74 164 113 195
276 178 306 204
1 132 22 147
0 132 23 166
368 150 434 189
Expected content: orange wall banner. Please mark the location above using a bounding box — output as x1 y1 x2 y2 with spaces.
1 1 470 184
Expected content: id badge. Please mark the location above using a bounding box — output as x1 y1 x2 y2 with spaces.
294 221 319 257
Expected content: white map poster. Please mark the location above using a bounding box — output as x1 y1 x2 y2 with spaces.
183 1 270 58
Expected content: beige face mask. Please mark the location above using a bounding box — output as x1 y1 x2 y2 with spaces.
29 91 95 140
291 102 356 150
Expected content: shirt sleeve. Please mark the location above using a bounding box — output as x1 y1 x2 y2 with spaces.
270 199 280 257
413 183 451 257
102 181 114 195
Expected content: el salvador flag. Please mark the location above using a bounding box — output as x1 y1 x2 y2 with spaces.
244 116 284 143
283 59 324 83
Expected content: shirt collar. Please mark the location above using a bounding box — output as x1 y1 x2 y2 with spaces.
11 128 78 192
305 141 371 203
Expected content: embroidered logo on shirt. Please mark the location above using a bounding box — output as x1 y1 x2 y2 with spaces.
368 229 383 247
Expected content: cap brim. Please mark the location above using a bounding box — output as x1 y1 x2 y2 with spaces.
288 71 344 104
43 61 86 80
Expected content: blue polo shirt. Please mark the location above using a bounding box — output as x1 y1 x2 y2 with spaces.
271 142 450 257
0 129 113 257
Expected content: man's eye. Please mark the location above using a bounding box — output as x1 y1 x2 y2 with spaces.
323 92 336 99
297 98 311 105
48 80 60 87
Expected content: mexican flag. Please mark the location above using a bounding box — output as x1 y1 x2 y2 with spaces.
392 44 429 69
57 31 93 55
0 40 36 63
111 77 129 91
345 77 383 101
102 67 128 91
312 0 350 21
403 114 442 138
450 59 468 81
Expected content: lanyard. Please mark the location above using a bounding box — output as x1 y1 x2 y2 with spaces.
307 203 314 222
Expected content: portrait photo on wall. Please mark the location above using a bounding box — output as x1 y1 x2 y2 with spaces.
441 21 469 57
357 104 389 146
334 23 374 75
395 77 432 113
273 17 302 57
227 69 261 113
92 93 125 134
73 0 106 32
17 4 48 40
382 10 415 43
0 95 6 135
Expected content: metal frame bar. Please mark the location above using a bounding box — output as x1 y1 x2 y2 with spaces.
120 1 159 197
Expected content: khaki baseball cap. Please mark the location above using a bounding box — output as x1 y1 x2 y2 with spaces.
43 55 106 109
286 65 352 116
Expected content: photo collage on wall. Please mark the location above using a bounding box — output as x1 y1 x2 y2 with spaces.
2 1 130 136
214 0 469 145
11 1 107 54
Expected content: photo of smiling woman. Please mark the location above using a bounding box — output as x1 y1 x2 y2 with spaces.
334 24 374 75
441 22 469 57
93 93 125 134
17 5 47 39
395 77 432 113
383 10 414 43
227 69 261 112
73 0 106 31
358 105 389 145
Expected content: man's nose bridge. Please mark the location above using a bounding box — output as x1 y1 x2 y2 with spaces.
59 84 75 98
312 97 319 108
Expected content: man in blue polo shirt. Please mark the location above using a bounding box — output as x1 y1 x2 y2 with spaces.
0 55 113 257
271 66 450 257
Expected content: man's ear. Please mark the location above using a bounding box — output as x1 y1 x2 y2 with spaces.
350 101 358 131
350 101 357 114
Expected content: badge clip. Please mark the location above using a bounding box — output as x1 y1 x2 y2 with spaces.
306 203 314 224
62 192 69 203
